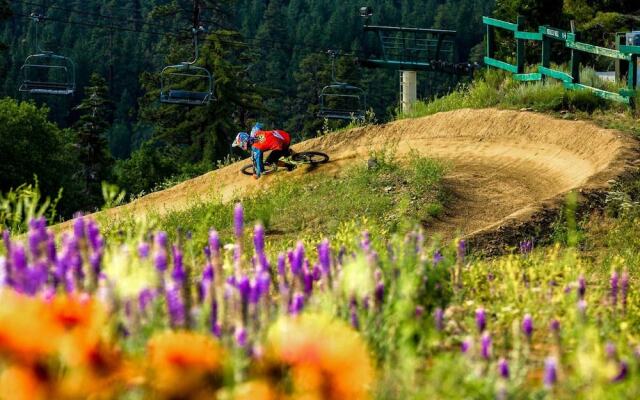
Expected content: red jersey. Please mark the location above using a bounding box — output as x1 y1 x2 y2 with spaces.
251 130 291 152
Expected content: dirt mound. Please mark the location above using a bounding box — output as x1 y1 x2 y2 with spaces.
57 108 640 251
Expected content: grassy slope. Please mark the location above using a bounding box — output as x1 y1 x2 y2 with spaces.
99 151 448 258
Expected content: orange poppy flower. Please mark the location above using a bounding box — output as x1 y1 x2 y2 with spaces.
146 331 226 398
265 314 374 400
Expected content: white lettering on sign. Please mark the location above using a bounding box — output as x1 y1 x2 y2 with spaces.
545 28 567 40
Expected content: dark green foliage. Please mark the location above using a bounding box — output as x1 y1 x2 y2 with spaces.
112 142 179 196
0 98 80 216
74 73 114 207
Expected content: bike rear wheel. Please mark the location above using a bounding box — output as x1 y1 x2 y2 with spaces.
241 163 278 176
291 151 330 165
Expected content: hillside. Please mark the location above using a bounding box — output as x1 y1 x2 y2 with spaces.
56 108 639 252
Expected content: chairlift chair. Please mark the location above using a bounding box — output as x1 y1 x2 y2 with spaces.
19 14 76 96
160 12 214 106
318 51 367 121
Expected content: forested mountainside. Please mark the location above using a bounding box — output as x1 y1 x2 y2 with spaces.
0 0 638 218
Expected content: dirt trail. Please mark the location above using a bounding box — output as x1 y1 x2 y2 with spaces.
57 108 639 246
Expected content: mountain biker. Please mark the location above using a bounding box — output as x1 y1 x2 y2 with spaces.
232 128 293 179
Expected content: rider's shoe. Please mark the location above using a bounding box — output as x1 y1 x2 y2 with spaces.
277 160 295 171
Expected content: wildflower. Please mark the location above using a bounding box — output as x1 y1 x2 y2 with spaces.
166 285 185 328
481 332 491 360
578 274 586 299
234 203 244 239
612 361 629 382
498 358 510 379
544 357 558 388
550 319 561 338
318 239 331 275
290 292 305 315
137 242 150 259
291 241 305 276
415 305 425 318
208 230 221 258
434 308 444 331
254 224 265 255
171 246 185 285
235 326 248 347
522 314 533 340
461 338 471 353
146 331 224 398
433 250 443 265
0 365 51 400
610 271 619 306
475 307 486 333
621 269 629 311
265 314 373 400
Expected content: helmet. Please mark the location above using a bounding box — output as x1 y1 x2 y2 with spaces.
232 132 250 149
250 122 264 136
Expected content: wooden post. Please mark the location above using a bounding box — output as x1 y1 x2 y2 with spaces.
516 16 526 74
486 24 495 60
570 20 580 84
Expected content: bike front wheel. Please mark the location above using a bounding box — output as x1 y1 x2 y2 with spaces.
291 151 330 165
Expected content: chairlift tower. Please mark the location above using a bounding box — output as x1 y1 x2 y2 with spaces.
358 6 475 113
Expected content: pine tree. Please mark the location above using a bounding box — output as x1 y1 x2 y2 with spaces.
74 73 114 206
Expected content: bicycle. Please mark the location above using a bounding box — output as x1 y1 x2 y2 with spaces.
240 151 330 176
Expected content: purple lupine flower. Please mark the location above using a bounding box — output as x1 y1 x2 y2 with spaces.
138 288 155 314
234 203 244 239
86 220 101 251
350 306 360 330
257 272 270 298
166 284 185 327
155 231 168 248
253 224 265 255
249 279 260 304
303 270 313 296
199 263 214 302
360 231 371 252
550 319 560 334
171 246 185 284
45 234 56 264
89 251 102 275
434 308 444 331
519 239 533 255
612 361 629 382
208 230 221 258
610 271 619 306
290 292 305 315
237 275 251 302
138 242 150 259
481 332 491 360
11 244 27 271
235 326 247 347
433 250 444 266
498 358 510 379
318 239 331 275
522 314 533 339
277 253 287 280
73 216 86 239
543 357 558 388
154 249 167 273
457 239 466 263
312 264 322 281
461 338 471 353
476 307 487 333
578 274 586 299
291 242 304 276
621 270 629 311
27 225 43 259
2 230 11 253
415 305 425 318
